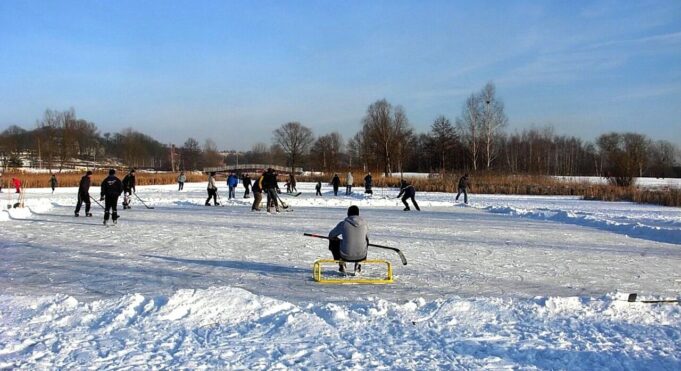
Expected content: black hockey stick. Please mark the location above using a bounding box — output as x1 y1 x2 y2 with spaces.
89 195 105 209
134 193 155 209
304 233 407 265
627 293 679 304
276 193 289 209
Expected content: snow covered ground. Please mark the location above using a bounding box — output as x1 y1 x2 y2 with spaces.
1 182 680 369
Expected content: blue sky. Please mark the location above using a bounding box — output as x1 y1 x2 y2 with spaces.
1 0 680 150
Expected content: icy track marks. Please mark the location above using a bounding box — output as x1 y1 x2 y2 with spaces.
2 287 680 370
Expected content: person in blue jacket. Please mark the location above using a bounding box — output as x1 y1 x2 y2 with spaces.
227 172 239 199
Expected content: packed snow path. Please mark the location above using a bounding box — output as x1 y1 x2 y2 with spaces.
2 182 680 369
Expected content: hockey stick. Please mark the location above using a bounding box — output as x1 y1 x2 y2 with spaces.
134 193 155 209
627 293 679 304
275 192 289 209
89 195 105 209
303 233 408 265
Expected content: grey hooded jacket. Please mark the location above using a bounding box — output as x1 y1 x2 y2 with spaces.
329 215 368 261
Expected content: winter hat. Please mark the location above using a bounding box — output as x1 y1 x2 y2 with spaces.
109 169 116 175
347 205 360 216
86 171 93 176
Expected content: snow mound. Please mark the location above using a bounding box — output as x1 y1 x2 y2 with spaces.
2 288 680 369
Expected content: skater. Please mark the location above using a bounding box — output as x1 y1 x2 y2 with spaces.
100 169 123 225
74 170 93 217
328 205 369 273
289 173 297 192
251 172 264 211
331 174 340 196
315 180 322 196
396 179 420 211
364 172 373 194
205 172 219 206
49 173 58 193
12 177 21 193
345 171 353 195
455 173 471 204
177 171 186 191
242 174 252 198
285 180 291 193
263 168 279 213
227 172 238 199
122 169 136 209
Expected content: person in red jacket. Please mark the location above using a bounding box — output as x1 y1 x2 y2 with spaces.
11 177 21 193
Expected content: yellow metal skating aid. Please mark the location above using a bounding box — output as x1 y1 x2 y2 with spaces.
312 259 393 284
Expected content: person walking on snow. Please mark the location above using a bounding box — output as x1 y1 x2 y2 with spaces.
455 173 471 204
328 205 369 273
122 169 136 209
227 172 238 199
397 179 420 211
315 180 322 196
74 170 93 217
49 173 58 193
205 172 219 206
251 172 264 211
289 173 297 192
331 174 340 196
100 169 123 225
346 172 354 195
12 177 21 193
262 168 280 213
364 172 373 194
242 174 252 198
177 171 186 191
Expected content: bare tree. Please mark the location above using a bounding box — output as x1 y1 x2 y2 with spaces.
181 137 201 170
457 94 482 171
203 139 224 167
310 132 343 172
273 122 314 172
361 99 411 176
480 82 508 169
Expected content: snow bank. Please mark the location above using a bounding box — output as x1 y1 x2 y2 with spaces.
2 288 679 369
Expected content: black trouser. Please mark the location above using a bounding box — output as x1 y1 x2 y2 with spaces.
104 196 119 221
178 182 184 191
346 185 352 194
365 186 372 194
265 188 278 211
316 188 322 196
456 188 468 204
244 185 250 197
75 192 90 214
402 194 420 210
206 188 217 205
333 185 338 196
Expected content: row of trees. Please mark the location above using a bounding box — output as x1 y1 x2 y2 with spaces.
1 82 679 181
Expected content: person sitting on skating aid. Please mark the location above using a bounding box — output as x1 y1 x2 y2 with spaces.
122 169 136 209
328 205 369 273
396 179 420 211
101 169 123 225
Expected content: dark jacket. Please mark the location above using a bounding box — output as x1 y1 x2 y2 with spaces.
243 175 252 187
101 175 123 198
458 176 469 189
122 174 136 192
331 175 340 187
262 171 278 190
364 175 372 187
397 181 415 198
78 175 91 195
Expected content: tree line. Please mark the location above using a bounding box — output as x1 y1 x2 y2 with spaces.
1 82 679 182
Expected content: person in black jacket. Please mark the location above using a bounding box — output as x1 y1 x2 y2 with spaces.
251 172 264 211
455 174 470 204
101 169 123 225
74 170 93 217
331 174 340 196
242 174 252 198
122 169 136 209
262 168 279 212
364 172 373 194
396 179 420 211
